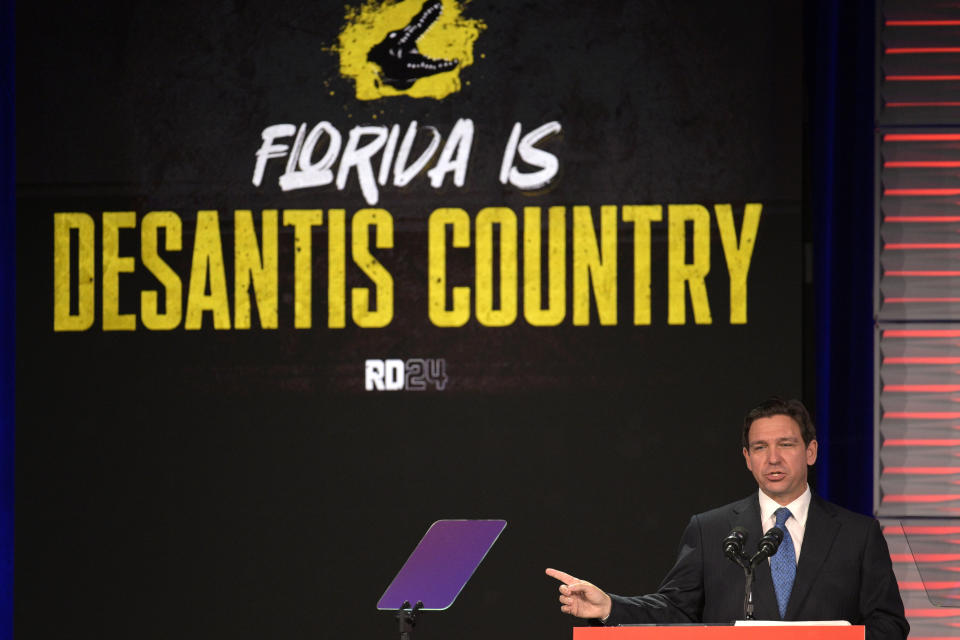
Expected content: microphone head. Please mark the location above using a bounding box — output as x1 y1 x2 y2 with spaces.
722 526 749 566
758 526 783 556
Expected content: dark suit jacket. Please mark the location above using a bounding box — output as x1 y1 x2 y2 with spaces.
605 494 908 640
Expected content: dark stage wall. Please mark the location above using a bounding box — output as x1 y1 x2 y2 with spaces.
15 2 802 638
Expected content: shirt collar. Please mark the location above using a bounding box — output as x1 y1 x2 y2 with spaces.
758 484 811 528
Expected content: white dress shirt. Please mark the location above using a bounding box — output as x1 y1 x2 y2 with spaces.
757 485 811 562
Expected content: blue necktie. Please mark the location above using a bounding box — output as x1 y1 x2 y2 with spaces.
771 507 796 619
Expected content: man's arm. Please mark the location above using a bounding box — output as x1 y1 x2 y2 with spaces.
860 520 909 640
546 515 706 626
604 515 704 625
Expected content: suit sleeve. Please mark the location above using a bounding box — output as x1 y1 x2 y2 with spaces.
603 515 705 625
861 519 909 640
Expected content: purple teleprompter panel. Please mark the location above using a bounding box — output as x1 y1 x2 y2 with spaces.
377 519 507 611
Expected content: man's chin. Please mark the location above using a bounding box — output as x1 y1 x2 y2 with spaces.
760 483 807 506
760 479 788 493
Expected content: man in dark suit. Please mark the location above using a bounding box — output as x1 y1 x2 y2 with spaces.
546 398 908 640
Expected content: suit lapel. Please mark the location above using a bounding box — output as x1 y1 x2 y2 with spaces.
784 495 840 620
731 494 779 620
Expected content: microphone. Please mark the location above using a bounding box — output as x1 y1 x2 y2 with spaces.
722 527 749 568
749 526 784 568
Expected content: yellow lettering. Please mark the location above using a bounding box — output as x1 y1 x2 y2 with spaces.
102 211 137 331
282 209 324 329
523 206 566 326
475 207 518 327
622 205 663 325
185 210 231 330
668 204 712 325
428 208 471 327
234 209 278 329
715 203 762 324
351 208 394 328
572 205 617 325
53 212 95 331
328 209 346 328
141 211 183 330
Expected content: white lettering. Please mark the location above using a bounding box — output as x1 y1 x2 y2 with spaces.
384 358 405 391
279 121 341 191
252 124 296 187
427 118 474 188
337 126 389 205
500 120 561 190
365 359 385 391
394 122 441 188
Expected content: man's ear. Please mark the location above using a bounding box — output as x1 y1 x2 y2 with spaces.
806 439 818 465
743 447 752 471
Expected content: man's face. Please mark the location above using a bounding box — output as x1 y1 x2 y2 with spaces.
742 414 817 506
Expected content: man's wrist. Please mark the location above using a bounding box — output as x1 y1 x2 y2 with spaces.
599 594 613 623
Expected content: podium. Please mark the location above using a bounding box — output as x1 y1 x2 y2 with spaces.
574 626 864 640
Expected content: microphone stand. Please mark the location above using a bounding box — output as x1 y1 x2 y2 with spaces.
725 546 756 619
741 566 755 620
723 530 755 620
740 528 783 621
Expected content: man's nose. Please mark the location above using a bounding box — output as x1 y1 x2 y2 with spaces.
767 447 782 463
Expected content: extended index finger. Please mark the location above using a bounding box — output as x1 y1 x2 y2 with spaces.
545 567 579 585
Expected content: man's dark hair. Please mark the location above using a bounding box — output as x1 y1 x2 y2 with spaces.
742 397 816 449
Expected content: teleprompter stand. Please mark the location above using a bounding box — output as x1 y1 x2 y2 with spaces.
397 601 423 640
377 520 507 640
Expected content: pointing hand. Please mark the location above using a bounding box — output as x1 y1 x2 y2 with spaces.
545 568 613 620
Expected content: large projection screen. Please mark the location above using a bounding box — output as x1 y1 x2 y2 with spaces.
15 2 802 638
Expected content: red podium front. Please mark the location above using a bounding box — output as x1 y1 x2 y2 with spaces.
574 625 864 640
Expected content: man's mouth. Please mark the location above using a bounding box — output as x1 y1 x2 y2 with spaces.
766 471 786 481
